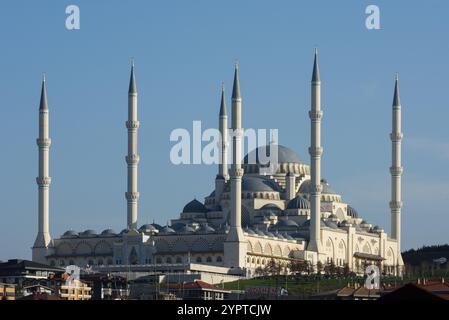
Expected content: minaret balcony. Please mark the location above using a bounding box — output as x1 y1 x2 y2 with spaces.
36 177 52 186
308 146 323 157
126 154 140 164
36 138 51 147
309 110 323 121
390 132 403 141
125 192 140 201
126 120 140 129
390 166 403 176
389 201 403 210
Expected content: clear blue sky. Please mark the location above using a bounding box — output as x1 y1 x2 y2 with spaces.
0 0 448 260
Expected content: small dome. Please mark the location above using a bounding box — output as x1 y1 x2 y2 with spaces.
274 231 285 239
347 206 359 218
339 220 351 227
160 226 176 234
286 196 310 210
182 199 208 214
101 229 116 236
254 228 265 236
282 232 294 240
179 225 195 234
324 220 339 229
62 230 78 238
198 224 215 233
244 227 255 235
301 219 326 228
139 224 157 233
264 231 275 237
275 219 299 228
80 229 97 237
119 228 129 234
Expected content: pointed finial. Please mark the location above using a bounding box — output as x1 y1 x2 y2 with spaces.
312 48 320 82
395 72 399 81
39 74 48 110
393 73 401 106
128 60 137 94
232 61 241 99
220 82 227 116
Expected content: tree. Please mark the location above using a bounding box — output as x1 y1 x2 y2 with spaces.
316 261 324 275
255 267 265 277
343 263 350 276
288 260 308 275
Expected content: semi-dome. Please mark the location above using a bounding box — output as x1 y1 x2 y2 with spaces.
100 229 116 236
347 205 359 218
244 144 304 165
324 220 339 229
299 179 337 195
183 199 208 214
62 230 79 238
80 229 97 237
286 196 310 210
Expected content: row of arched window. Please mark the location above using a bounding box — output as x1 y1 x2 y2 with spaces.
50 258 113 267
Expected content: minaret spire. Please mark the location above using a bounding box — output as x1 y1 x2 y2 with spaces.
390 74 403 273
33 75 52 263
224 63 247 270
308 48 323 254
216 83 228 203
125 61 140 229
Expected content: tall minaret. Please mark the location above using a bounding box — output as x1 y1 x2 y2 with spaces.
224 64 247 270
32 74 52 263
215 84 228 204
390 74 403 266
307 49 323 253
125 61 139 230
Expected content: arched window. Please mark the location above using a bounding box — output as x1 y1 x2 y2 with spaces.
196 257 202 263
156 257 162 264
166 257 172 264
206 256 212 263
216 256 223 263
88 259 94 266
107 259 113 265
59 260 65 266
176 257 182 263
69 260 75 265
50 260 55 266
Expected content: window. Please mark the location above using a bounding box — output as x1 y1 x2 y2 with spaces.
206 256 212 263
176 257 182 263
69 260 75 265
88 260 94 266
98 259 104 265
166 257 172 264
216 256 223 263
196 257 202 263
60 260 65 266
156 257 162 264
107 259 113 265
50 260 55 266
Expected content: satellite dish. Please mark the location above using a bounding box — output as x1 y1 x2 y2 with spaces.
65 265 80 285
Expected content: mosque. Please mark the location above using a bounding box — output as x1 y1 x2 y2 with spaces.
31 50 404 279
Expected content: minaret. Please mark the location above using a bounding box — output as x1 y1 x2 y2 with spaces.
286 172 296 201
32 74 52 263
224 63 247 270
307 49 323 253
125 61 139 230
390 74 403 268
215 83 228 204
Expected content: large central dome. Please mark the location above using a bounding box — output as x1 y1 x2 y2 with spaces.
243 144 304 165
